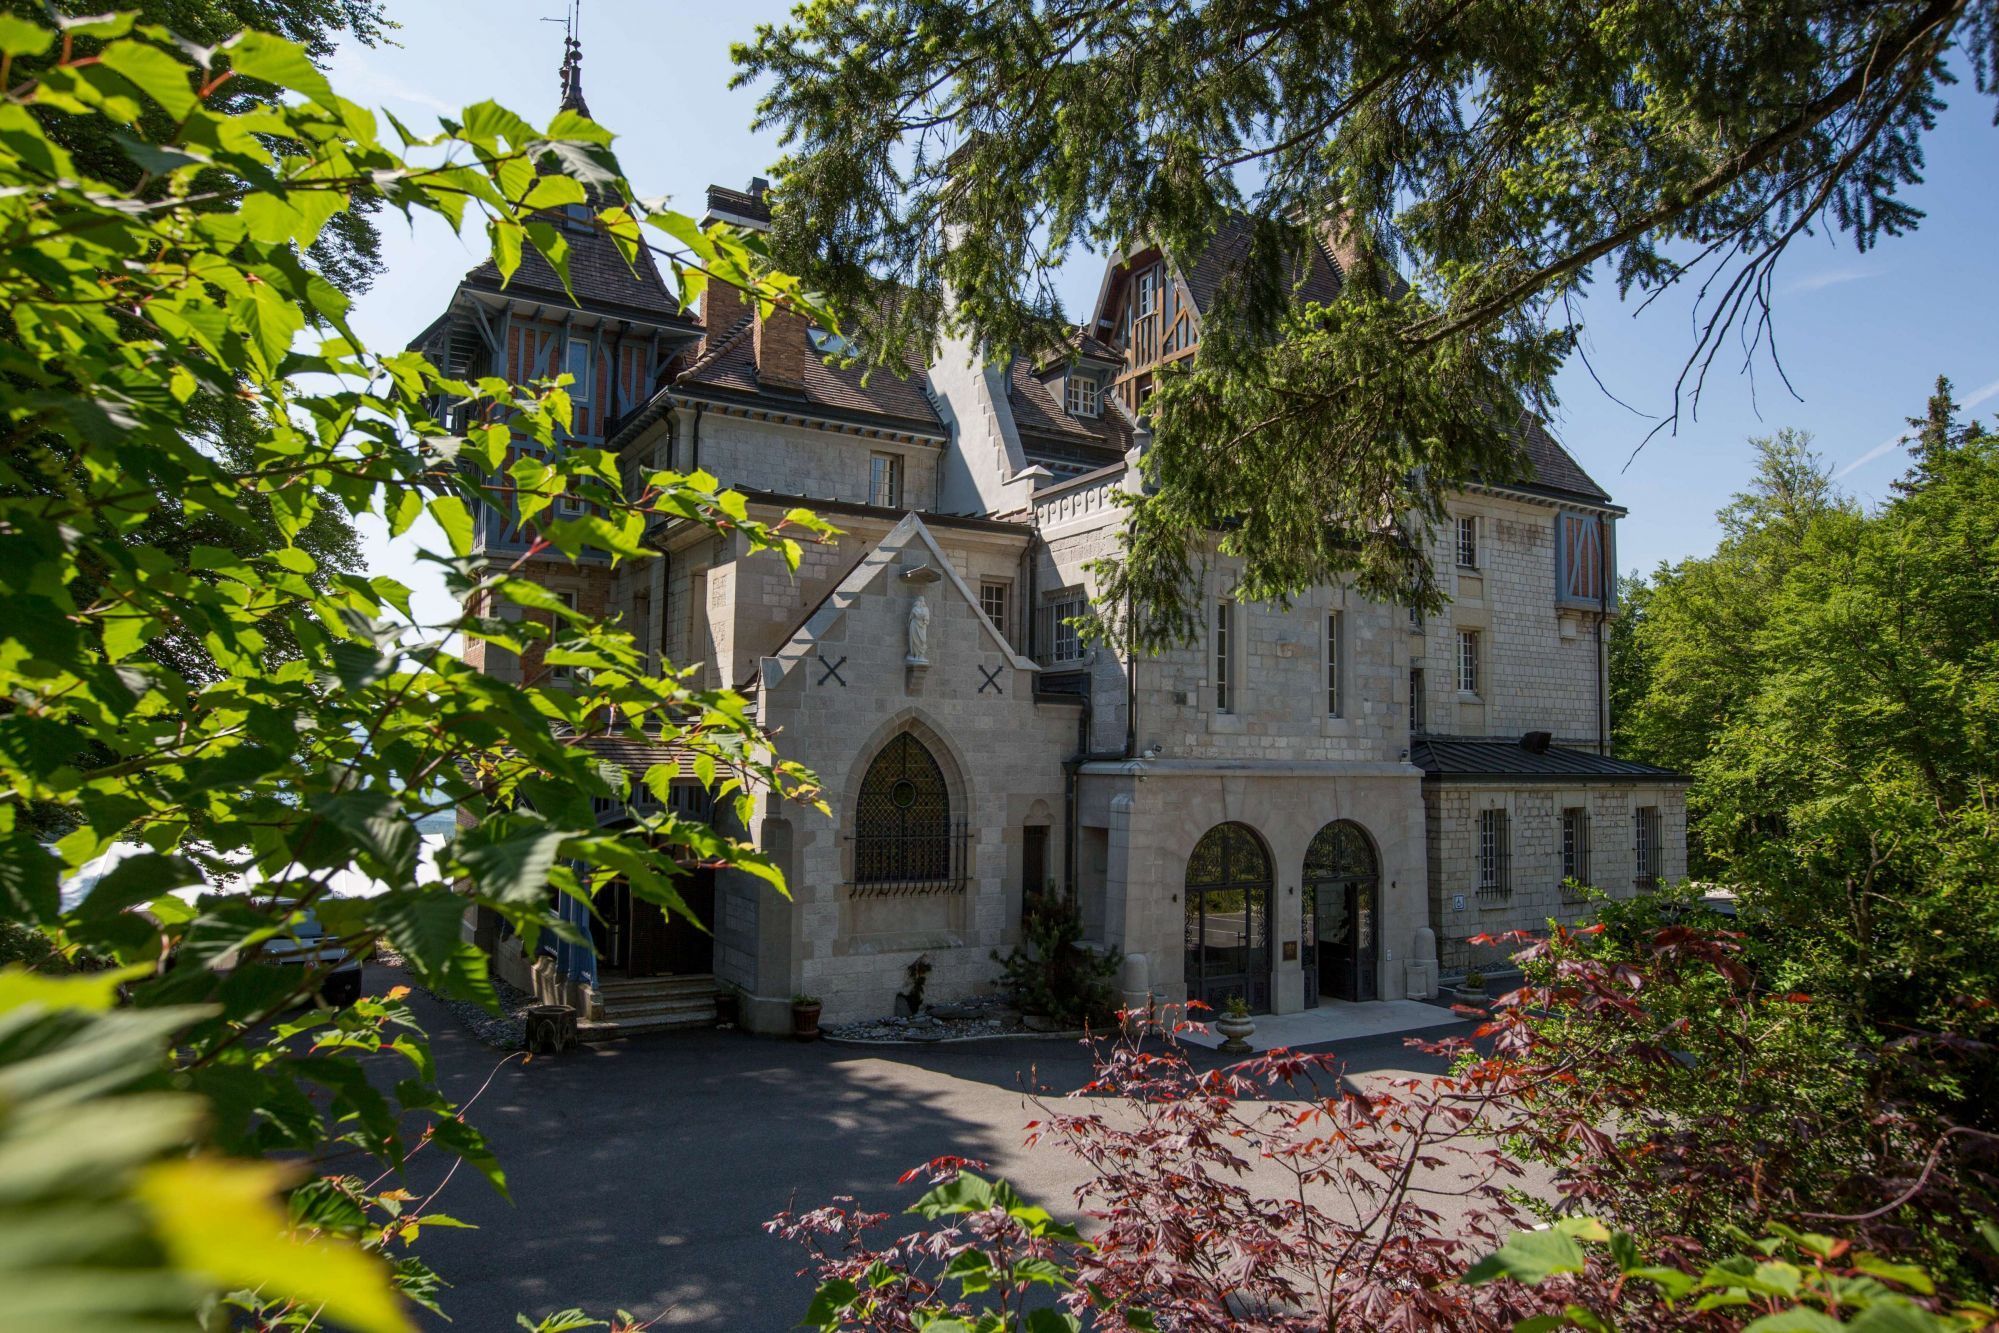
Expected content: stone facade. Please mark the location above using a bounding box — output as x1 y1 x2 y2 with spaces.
424 175 1689 1032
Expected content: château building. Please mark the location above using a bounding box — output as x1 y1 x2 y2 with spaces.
412 49 1688 1034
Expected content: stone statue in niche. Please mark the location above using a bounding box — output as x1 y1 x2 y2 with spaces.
907 594 930 664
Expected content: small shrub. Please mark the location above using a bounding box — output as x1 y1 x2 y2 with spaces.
992 896 1121 1027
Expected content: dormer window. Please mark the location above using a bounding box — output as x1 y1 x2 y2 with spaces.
1066 372 1101 418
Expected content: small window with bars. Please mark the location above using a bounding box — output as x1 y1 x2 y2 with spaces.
1635 805 1661 890
1409 667 1425 733
1036 589 1090 665
1457 514 1479 569
979 580 1009 640
1214 600 1234 714
1561 807 1591 899
1458 629 1481 695
1477 808 1511 901
1325 610 1344 717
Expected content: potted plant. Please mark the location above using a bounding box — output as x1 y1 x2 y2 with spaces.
1457 969 1488 1002
790 993 823 1041
1215 994 1256 1054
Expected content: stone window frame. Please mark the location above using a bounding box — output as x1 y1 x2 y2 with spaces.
1560 805 1591 898
869 451 904 509
1456 513 1479 570
849 731 962 892
979 578 1010 641
1037 585 1090 666
1409 665 1426 733
1325 608 1345 718
1213 598 1236 715
1457 628 1481 697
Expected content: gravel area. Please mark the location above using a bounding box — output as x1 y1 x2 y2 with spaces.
823 993 1060 1043
374 945 534 1051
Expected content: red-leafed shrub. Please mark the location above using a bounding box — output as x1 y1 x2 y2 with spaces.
772 920 1998 1330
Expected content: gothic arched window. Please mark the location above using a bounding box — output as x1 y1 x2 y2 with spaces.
853 733 954 886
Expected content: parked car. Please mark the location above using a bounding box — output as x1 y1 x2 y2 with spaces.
208 900 364 1009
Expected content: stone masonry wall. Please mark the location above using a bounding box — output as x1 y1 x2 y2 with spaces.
1426 781 1689 976
744 520 1075 1026
1038 513 1412 764
1422 490 1615 746
682 409 943 511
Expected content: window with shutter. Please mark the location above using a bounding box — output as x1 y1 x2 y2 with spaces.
1558 512 1607 606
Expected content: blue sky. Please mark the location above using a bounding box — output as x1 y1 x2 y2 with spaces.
332 1 1999 621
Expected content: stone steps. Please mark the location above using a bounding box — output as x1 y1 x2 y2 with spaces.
581 973 719 1040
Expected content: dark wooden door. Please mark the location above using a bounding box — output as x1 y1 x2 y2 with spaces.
659 868 715 975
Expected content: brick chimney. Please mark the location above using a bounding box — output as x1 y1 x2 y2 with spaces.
753 302 809 393
701 276 753 350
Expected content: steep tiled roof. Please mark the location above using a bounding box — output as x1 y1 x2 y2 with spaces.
674 317 945 434
464 213 688 324
1007 359 1131 476
1179 213 1345 315
1505 412 1611 504
570 733 704 778
1033 324 1122 372
1413 737 1686 782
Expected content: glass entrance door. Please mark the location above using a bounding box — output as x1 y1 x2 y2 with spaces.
1303 822 1381 1004
1183 822 1274 1014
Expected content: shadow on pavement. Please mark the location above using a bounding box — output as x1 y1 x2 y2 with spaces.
379 968 1474 1331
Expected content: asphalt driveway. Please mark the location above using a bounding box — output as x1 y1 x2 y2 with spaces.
384 972 1474 1331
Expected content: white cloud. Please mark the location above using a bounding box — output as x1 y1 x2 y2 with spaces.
327 46 458 118
1835 375 1999 479
1782 266 1878 295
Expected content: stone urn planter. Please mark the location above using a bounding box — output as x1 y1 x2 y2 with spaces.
524 1004 577 1054
790 995 822 1042
1215 1004 1256 1054
1454 973 1490 1005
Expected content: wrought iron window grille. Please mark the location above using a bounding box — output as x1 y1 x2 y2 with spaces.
1476 808 1512 902
848 734 963 894
842 822 972 896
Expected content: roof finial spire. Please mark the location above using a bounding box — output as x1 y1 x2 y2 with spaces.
546 0 589 115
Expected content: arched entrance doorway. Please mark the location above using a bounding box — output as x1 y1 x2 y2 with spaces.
1183 822 1274 1013
1302 821 1380 1004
